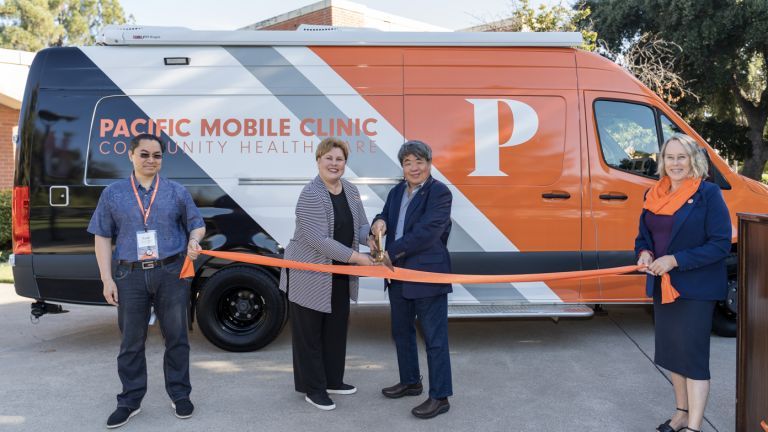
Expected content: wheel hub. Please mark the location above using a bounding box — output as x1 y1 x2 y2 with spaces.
219 288 266 330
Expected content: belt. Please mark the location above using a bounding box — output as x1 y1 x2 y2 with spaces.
118 253 182 270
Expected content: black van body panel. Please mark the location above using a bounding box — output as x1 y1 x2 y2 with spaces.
14 47 284 304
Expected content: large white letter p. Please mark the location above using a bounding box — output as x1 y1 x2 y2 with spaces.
466 99 539 177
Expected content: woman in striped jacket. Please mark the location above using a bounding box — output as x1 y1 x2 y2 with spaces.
279 137 374 411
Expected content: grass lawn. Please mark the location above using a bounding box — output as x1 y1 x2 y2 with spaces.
0 262 13 283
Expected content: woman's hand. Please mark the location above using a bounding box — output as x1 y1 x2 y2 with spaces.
350 251 375 266
647 255 678 276
637 250 654 274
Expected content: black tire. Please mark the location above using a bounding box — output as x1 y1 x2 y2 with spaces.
712 278 737 338
196 266 287 352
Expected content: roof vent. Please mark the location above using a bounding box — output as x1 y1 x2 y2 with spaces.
297 24 380 32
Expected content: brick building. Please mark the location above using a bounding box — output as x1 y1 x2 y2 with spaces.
241 0 449 32
0 49 33 190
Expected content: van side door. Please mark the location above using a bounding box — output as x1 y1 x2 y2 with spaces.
583 92 672 301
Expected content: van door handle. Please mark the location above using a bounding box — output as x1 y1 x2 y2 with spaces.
542 192 571 200
49 186 69 206
599 193 628 201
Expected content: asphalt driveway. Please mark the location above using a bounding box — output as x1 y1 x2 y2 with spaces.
0 284 736 432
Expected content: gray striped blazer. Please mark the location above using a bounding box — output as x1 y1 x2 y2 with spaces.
278 176 370 313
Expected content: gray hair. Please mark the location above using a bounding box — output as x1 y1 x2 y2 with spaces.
397 140 432 165
657 133 709 179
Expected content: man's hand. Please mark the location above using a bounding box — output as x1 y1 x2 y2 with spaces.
647 255 678 276
372 219 387 236
187 238 202 260
103 279 118 306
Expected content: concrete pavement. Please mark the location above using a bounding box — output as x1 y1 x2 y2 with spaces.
0 284 735 431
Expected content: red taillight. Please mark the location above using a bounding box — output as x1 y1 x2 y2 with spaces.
12 186 31 255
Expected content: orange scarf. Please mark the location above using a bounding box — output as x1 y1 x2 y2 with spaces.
643 176 701 304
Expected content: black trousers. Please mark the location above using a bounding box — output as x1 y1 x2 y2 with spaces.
290 276 350 396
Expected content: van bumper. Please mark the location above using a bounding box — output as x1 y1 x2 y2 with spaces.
11 254 41 299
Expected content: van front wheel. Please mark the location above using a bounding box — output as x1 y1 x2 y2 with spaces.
712 278 737 338
196 266 287 352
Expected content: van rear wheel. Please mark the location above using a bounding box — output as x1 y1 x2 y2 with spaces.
196 266 287 352
712 278 737 337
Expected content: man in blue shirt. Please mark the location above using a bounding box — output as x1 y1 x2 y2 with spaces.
88 133 205 429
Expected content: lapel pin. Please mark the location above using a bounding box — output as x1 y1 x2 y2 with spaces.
687 199 693 204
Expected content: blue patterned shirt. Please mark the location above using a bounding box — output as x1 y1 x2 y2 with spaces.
87 175 204 261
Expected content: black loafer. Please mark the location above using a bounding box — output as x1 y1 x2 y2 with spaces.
381 382 423 399
411 397 450 419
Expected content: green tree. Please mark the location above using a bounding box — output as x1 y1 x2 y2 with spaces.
0 0 129 51
473 0 597 51
578 0 768 180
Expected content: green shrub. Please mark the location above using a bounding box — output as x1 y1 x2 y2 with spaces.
0 189 11 252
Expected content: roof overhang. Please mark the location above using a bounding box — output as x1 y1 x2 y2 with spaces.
0 48 34 110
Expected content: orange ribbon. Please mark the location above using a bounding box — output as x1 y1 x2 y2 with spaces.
181 250 644 284
660 274 680 304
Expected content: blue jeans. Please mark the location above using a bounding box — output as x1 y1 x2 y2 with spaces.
388 282 452 399
113 259 191 409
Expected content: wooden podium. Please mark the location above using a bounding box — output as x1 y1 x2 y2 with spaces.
736 213 768 432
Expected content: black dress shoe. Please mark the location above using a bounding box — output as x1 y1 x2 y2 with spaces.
381 382 423 399
411 397 450 419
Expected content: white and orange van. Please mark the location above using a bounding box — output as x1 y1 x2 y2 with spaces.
11 26 768 351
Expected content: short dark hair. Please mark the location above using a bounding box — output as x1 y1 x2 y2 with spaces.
397 140 432 165
130 133 164 153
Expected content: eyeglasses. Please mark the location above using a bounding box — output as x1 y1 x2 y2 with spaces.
139 153 163 160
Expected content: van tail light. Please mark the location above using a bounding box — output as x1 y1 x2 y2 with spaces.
12 186 31 255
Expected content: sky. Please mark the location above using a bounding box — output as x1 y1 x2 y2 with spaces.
118 0 568 31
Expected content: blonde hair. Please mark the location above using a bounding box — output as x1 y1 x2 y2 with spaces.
657 133 709 179
315 137 349 161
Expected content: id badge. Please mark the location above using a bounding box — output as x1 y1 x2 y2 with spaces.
136 230 159 260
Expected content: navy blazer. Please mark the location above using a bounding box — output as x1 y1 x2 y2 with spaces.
374 176 453 299
634 180 732 300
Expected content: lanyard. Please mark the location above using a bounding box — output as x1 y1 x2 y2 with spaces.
130 173 160 231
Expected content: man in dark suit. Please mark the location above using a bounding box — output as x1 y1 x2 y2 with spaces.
371 140 453 419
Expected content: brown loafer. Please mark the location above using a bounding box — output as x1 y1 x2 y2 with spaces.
381 382 423 399
411 397 450 419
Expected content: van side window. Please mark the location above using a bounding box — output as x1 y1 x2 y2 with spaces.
594 100 660 178
660 114 683 142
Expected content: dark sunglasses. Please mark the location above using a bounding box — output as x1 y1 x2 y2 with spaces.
138 152 163 160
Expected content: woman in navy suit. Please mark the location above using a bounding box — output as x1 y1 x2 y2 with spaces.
635 134 731 432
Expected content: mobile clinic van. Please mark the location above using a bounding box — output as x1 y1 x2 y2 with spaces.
12 26 768 351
